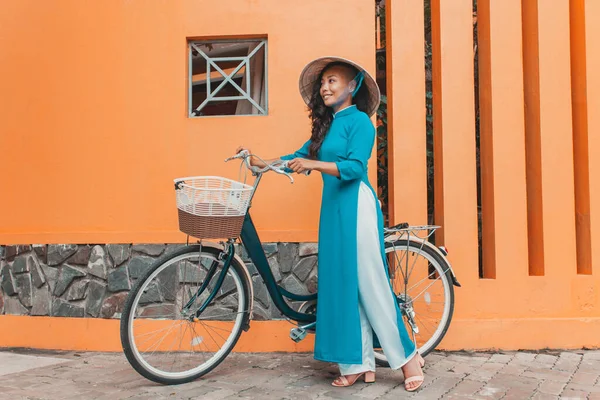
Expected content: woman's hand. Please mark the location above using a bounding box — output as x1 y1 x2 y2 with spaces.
287 158 320 174
235 146 256 166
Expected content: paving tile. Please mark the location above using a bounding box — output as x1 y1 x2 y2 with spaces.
2 350 600 400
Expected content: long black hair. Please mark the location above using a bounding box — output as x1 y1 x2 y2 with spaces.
307 62 372 159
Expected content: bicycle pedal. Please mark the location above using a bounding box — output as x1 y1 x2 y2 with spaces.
290 327 307 343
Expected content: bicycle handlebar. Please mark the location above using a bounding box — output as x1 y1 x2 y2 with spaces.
224 151 310 184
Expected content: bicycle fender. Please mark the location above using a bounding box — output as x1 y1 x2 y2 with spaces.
199 241 255 322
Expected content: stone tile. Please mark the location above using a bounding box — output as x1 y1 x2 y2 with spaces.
571 370 599 385
531 393 559 400
299 243 318 257
584 351 600 361
52 299 84 317
262 243 278 256
1 265 17 296
404 376 460 398
486 373 539 391
107 244 131 266
563 383 600 393
12 255 30 274
450 363 478 375
47 245 78 266
3 296 28 315
282 274 309 296
67 245 93 265
15 273 32 307
85 280 106 317
488 354 514 364
53 265 86 296
560 387 590 399
481 362 508 372
553 357 580 373
501 388 536 399
477 385 506 399
132 244 165 257
561 351 584 360
513 352 537 363
40 264 58 292
355 379 398 398
30 284 51 316
107 265 130 292
499 364 527 376
292 256 317 281
277 243 298 274
0 352 69 376
534 354 558 366
127 256 154 280
522 367 572 383
100 292 127 318
450 378 485 396
29 257 46 288
538 380 566 395
447 353 488 364
66 279 89 301
267 256 282 282
579 360 600 374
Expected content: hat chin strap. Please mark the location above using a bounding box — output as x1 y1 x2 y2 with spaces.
351 71 365 98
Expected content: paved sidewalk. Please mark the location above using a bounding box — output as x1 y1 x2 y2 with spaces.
0 350 600 399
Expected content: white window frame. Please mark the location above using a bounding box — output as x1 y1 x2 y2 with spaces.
189 39 268 117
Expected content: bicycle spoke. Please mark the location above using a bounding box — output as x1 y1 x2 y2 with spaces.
198 320 229 344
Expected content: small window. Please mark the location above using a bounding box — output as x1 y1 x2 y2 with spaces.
189 39 267 117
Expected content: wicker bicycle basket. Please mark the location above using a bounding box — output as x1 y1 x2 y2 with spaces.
174 176 254 239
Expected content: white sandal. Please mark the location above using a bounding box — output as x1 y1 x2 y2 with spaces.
404 353 425 392
332 371 375 387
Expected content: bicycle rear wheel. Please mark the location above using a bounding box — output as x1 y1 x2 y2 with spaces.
374 239 454 366
120 245 251 384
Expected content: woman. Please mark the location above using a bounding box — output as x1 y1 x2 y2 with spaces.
237 56 425 392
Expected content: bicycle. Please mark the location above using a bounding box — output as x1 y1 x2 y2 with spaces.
120 150 461 384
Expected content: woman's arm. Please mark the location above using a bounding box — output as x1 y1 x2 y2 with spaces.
334 115 375 181
237 139 313 168
287 159 340 177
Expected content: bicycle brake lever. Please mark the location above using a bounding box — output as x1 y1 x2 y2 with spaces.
270 163 295 183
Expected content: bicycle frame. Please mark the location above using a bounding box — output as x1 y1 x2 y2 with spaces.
240 212 317 324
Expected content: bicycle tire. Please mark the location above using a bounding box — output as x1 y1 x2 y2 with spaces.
120 244 252 385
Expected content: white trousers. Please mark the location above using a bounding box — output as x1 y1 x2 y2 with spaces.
338 182 417 375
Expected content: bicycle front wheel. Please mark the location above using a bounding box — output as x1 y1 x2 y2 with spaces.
374 239 454 366
120 245 251 384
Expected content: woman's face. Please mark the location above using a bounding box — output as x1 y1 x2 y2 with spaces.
319 65 356 110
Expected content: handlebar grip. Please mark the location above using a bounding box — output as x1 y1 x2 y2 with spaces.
281 161 311 176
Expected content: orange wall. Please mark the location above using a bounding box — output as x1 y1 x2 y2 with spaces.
0 0 376 245
2 0 600 353
385 0 600 350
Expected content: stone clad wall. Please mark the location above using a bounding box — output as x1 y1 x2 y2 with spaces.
0 243 318 320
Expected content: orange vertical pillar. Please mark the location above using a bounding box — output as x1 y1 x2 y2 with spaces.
431 0 479 283
477 0 529 280
385 0 427 226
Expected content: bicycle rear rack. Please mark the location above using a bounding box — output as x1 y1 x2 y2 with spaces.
384 224 440 241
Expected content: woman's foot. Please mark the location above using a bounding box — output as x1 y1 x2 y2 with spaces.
401 353 425 392
331 370 375 387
